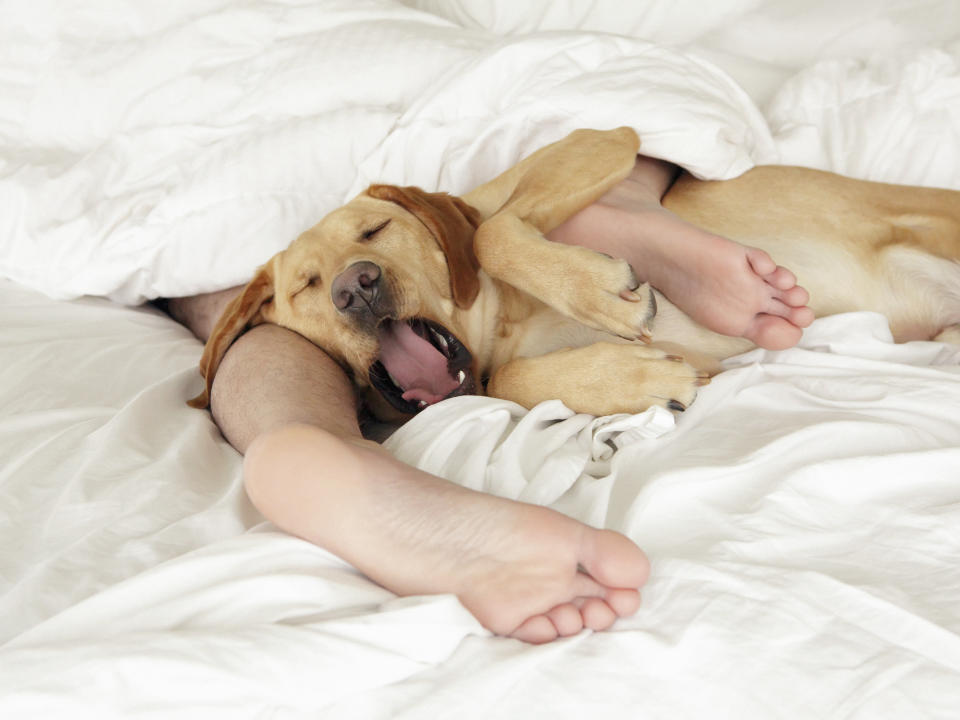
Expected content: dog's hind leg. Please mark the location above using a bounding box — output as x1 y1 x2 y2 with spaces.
882 246 960 343
881 182 960 262
886 188 960 344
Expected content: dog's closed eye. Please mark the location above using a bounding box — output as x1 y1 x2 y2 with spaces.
361 219 391 242
289 273 322 300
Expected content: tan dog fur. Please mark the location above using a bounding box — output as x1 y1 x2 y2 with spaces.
190 128 960 420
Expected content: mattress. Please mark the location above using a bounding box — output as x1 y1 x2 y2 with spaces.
2 1 959 717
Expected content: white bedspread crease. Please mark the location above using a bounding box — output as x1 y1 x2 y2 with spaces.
2 1 960 718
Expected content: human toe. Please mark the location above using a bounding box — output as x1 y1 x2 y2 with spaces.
547 603 586 637
745 315 803 350
745 247 777 276
788 305 815 328
578 529 650 590
778 284 810 308
763 265 798 291
510 615 560 644
603 587 642 617
579 597 618 631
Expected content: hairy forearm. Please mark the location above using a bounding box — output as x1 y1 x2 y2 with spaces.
210 324 364 454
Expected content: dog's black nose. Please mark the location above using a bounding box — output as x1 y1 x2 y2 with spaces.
332 261 382 312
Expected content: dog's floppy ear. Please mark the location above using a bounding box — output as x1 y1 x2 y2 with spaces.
367 184 482 309
187 262 275 409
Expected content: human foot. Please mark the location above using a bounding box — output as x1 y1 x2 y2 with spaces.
548 160 814 350
622 217 815 350
243 424 650 643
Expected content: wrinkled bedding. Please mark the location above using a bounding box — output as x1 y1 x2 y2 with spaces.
2 1 960 717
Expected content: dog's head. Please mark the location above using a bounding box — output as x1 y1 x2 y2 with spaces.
188 185 485 420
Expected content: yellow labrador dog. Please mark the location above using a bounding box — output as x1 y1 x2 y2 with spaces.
189 128 960 421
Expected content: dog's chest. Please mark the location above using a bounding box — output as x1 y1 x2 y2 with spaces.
492 309 619 369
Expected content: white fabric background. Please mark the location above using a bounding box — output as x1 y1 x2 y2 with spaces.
2 1 960 717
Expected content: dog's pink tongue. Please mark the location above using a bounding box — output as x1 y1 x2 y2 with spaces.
377 322 459 405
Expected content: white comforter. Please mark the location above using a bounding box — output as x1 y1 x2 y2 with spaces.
2 1 960 717
2 0 959 304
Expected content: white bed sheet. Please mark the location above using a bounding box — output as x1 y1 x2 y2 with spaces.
2 1 960 718
3 287 959 718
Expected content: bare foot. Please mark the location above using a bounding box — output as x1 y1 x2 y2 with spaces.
548 158 815 350
243 424 650 643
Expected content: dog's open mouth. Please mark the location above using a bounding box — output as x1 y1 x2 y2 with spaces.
369 318 475 414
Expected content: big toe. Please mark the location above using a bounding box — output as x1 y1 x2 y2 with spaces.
579 529 650 590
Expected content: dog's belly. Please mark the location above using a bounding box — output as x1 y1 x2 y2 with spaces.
662 166 960 348
493 303 730 378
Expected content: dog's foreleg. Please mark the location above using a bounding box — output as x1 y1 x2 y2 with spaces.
475 213 658 341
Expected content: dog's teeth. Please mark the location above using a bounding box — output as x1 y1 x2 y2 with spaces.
387 370 402 387
430 328 449 351
457 370 466 384
418 400 427 409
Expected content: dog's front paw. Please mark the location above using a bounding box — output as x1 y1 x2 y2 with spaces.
614 280 657 342
555 249 657 341
487 342 710 416
638 350 710 413
591 344 708 415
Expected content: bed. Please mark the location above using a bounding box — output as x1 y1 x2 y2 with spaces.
2 1 959 716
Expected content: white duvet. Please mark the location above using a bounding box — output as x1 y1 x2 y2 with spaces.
2 0 959 305
2 1 960 718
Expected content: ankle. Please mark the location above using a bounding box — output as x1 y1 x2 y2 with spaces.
619 156 678 201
